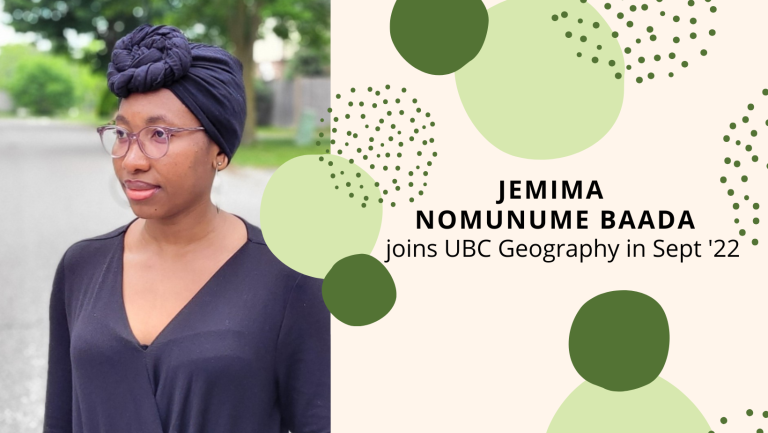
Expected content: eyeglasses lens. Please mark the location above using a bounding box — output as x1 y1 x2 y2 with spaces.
101 127 170 158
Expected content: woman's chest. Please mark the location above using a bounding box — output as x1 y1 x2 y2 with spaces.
68 257 287 378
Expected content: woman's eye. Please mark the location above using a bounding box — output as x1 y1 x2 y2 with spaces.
116 129 127 138
153 129 166 139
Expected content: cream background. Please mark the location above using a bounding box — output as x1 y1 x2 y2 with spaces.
331 0 766 431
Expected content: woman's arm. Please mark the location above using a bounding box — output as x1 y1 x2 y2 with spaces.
276 274 331 433
42 251 72 433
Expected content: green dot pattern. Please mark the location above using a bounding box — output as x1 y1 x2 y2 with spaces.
323 86 438 207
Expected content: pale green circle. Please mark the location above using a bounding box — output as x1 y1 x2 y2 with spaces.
547 378 710 433
260 155 383 278
455 0 624 159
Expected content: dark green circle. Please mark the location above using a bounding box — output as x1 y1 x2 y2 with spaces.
390 0 489 74
322 254 397 326
569 291 669 391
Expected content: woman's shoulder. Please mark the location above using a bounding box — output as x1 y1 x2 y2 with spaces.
236 215 322 284
60 219 133 266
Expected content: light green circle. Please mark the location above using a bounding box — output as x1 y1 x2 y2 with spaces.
260 155 383 278
455 0 624 159
547 378 710 433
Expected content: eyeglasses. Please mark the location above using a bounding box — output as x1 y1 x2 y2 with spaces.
96 124 205 159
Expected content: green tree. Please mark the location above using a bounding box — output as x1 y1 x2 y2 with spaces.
3 0 330 144
8 55 76 115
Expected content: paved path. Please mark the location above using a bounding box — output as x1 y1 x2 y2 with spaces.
0 118 275 433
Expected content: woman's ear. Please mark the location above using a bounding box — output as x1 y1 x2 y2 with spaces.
216 151 229 170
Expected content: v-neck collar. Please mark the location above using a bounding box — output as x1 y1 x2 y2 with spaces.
116 214 255 352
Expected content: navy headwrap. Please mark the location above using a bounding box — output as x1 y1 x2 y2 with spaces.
107 24 247 162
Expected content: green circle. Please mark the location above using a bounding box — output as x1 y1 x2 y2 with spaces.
709 29 716 36
455 0 624 159
720 176 727 183
734 203 740 210
727 189 734 196
755 203 760 210
721 417 727 424
390 0 489 74
261 156 382 278
569 291 669 392
742 175 749 182
725 158 731 164
748 409 754 416
755 218 760 224
322 254 396 326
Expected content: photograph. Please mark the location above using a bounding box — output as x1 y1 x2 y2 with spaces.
0 1 331 432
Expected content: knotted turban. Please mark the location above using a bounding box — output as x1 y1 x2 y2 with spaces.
107 24 247 161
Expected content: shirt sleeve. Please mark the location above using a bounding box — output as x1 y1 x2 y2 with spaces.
42 250 73 433
276 274 331 433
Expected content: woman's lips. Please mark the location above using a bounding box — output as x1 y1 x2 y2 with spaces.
124 180 160 201
125 187 159 201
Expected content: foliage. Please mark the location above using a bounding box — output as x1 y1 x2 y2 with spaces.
284 44 330 79
97 86 120 118
7 54 76 115
2 0 330 72
0 44 40 90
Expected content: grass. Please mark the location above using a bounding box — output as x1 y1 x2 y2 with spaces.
233 127 332 169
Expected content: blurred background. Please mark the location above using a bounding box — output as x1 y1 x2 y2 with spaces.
0 0 331 166
0 1 329 431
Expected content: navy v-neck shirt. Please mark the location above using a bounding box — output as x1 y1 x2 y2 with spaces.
42 215 330 433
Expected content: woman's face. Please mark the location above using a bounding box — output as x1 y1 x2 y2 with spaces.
112 88 226 219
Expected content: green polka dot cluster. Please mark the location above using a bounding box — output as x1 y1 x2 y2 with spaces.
324 85 437 208
709 408 768 433
595 0 717 83
720 91 765 247
552 7 623 80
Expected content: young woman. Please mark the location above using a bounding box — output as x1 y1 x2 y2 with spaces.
43 24 330 433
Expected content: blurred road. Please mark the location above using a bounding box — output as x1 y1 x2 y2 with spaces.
0 118 275 433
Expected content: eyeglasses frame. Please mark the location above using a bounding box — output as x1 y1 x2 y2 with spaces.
96 124 206 159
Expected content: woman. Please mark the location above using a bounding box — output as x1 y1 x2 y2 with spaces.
43 24 330 433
